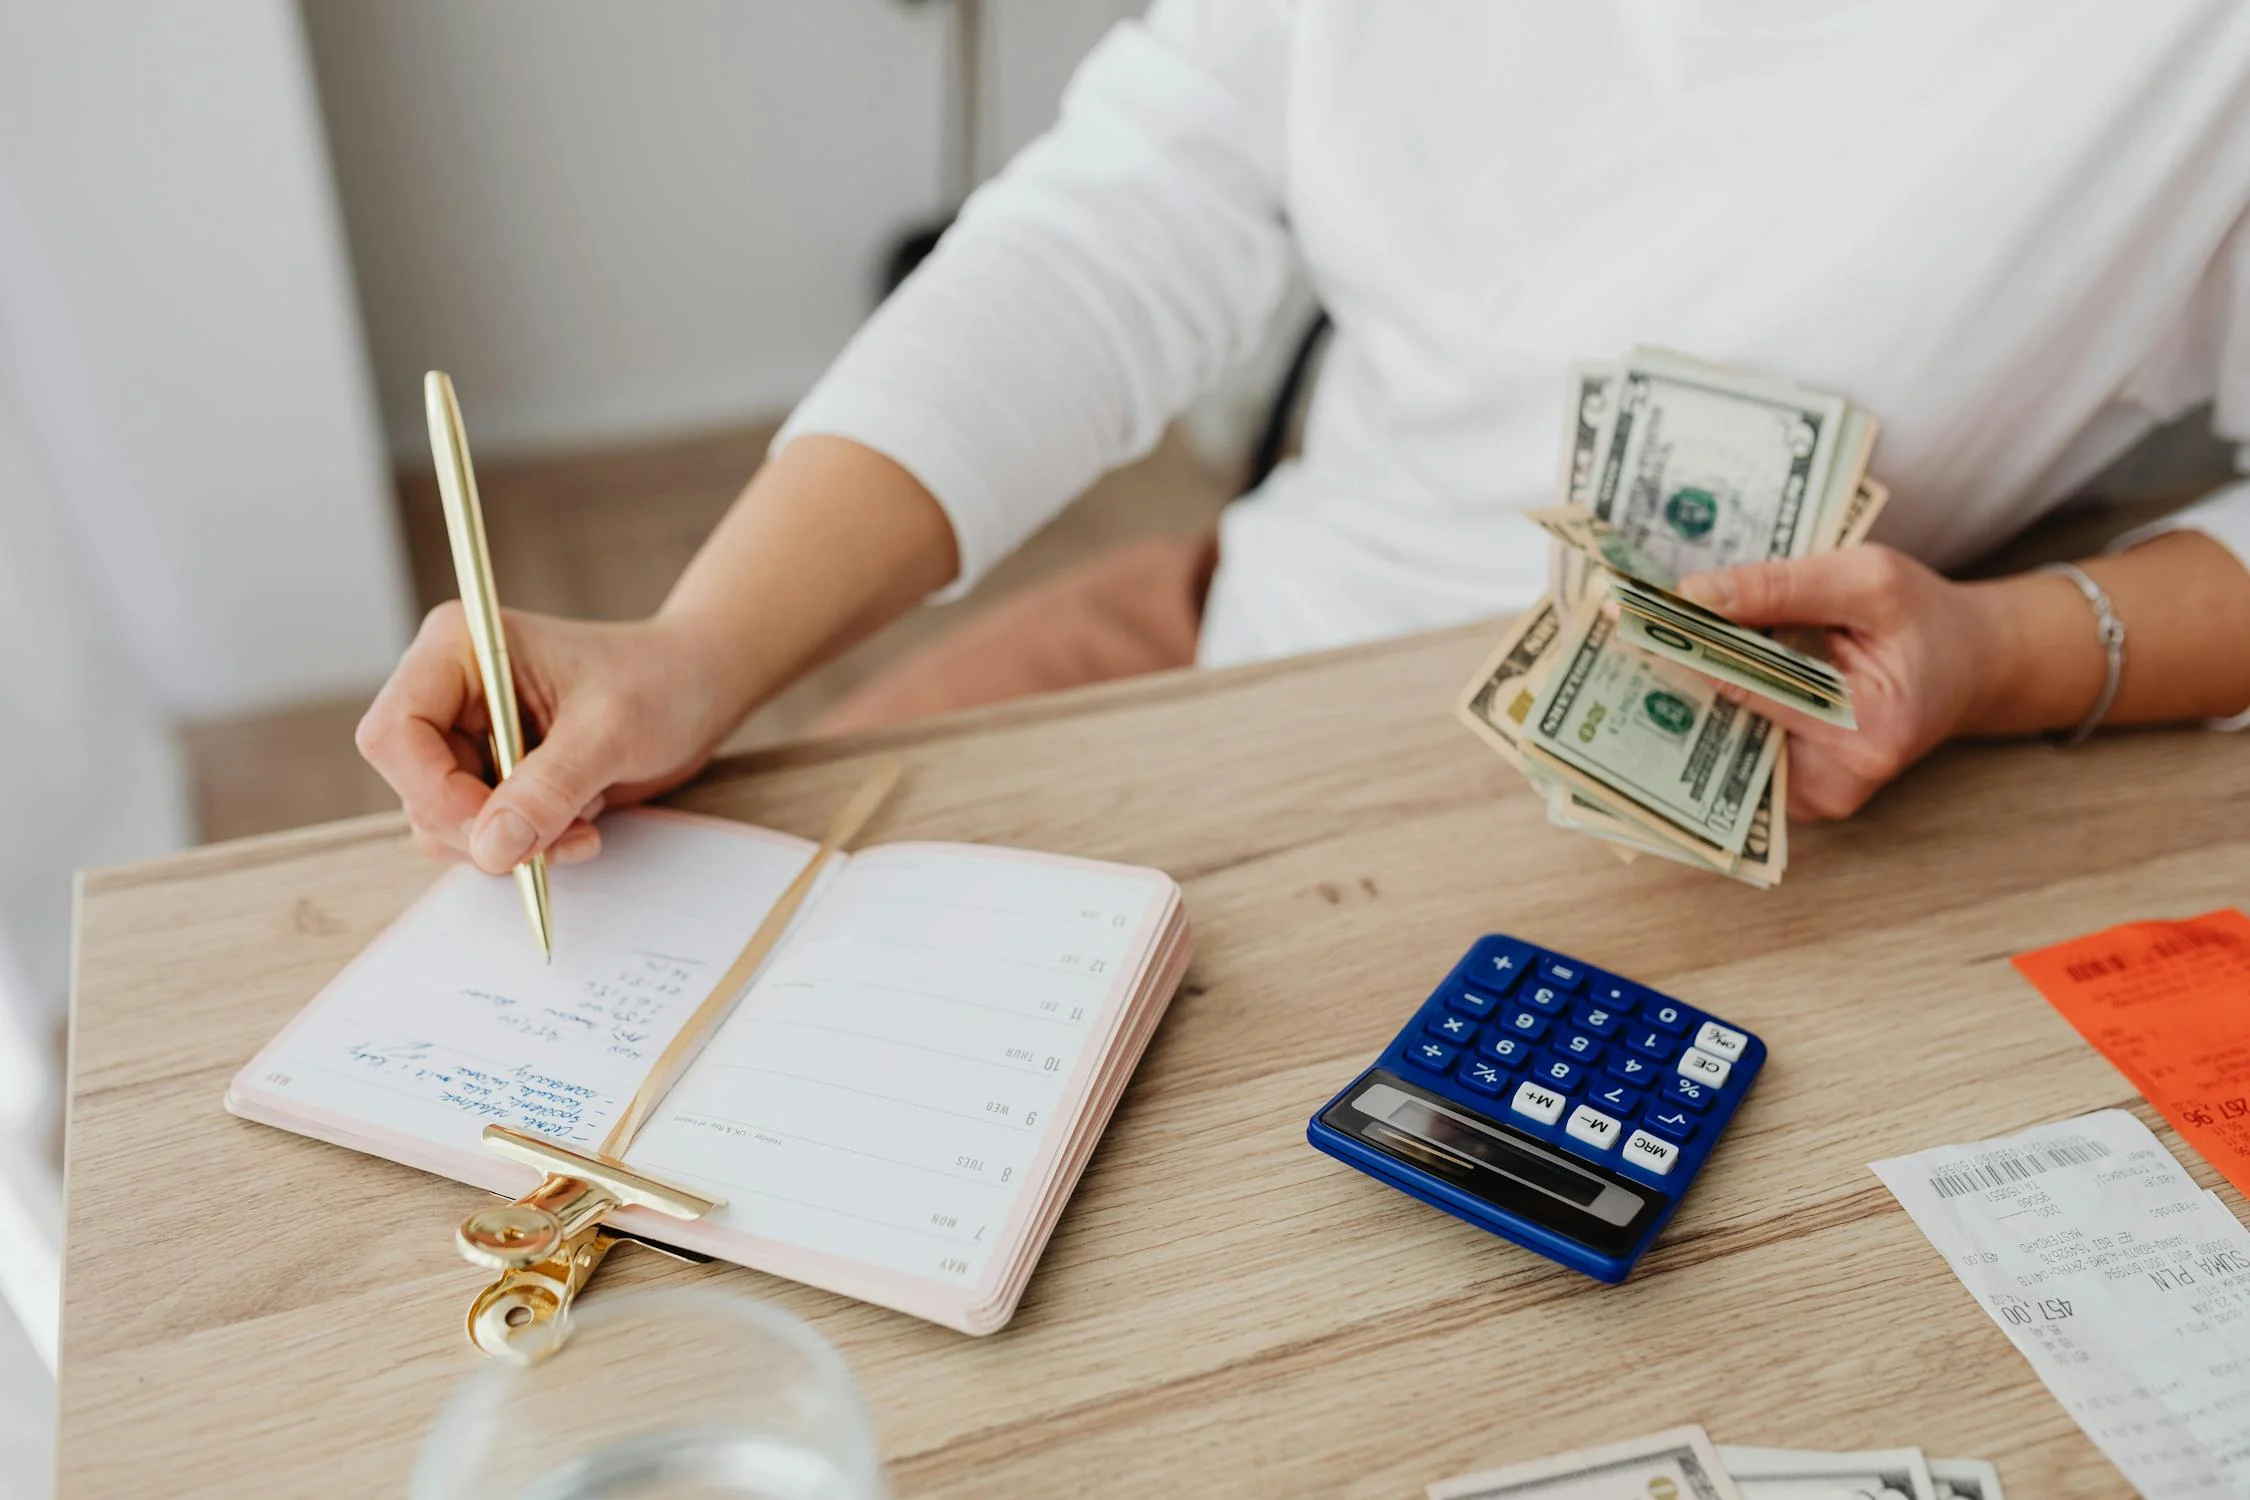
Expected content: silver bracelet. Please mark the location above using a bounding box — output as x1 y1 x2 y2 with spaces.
2038 561 2125 747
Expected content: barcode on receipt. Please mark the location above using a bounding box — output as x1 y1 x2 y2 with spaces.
1927 1136 2112 1199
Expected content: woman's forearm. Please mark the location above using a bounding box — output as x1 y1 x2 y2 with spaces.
1961 528 2250 736
656 434 960 732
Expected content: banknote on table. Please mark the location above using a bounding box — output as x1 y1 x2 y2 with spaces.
1427 1425 1743 1500
1719 1445 1936 1500
1928 1459 2004 1500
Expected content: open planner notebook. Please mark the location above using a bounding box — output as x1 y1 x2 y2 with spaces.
227 808 1191 1335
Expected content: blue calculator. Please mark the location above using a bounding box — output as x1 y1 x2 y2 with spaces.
1306 935 1764 1283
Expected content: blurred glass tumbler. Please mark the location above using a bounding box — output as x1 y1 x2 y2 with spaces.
414 1291 888 1500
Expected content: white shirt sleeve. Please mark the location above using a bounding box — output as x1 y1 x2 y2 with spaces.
2107 210 2250 729
775 0 1296 598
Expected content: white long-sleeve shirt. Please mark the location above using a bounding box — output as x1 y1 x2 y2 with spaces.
782 0 2250 687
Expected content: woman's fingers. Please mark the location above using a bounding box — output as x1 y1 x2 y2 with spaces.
1709 681 1883 821
357 604 497 843
467 704 626 873
1678 546 1916 632
551 820 603 864
1783 742 1879 822
1710 679 1855 746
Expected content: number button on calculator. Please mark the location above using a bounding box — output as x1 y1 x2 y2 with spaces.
1307 934 1766 1284
1642 1000 1693 1035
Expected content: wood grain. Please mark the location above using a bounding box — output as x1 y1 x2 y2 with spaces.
60 621 2247 1498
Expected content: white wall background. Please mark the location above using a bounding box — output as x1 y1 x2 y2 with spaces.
0 2 412 721
302 0 1148 462
0 0 422 1463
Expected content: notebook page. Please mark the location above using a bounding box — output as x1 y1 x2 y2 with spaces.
234 811 828 1158
626 843 1172 1292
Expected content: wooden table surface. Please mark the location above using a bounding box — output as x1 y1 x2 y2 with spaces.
59 622 2244 1498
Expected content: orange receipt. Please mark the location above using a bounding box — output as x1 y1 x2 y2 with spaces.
2013 908 2250 1193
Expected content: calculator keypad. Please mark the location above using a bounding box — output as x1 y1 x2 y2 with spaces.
1378 936 1760 1187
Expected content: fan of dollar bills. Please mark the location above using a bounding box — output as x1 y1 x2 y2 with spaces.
1454 348 1888 887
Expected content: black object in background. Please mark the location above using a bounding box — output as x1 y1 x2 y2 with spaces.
882 0 980 297
877 0 1331 499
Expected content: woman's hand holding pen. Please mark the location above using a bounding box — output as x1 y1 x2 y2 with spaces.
357 435 963 872
357 607 738 873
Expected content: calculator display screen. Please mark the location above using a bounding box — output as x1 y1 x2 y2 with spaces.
1391 1095 1603 1205
1321 1071 1660 1257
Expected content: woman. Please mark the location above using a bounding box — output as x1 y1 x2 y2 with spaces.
358 1 2250 873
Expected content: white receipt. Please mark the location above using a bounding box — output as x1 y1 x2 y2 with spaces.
1873 1110 2250 1498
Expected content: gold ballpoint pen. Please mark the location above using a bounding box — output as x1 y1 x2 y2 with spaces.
424 370 555 961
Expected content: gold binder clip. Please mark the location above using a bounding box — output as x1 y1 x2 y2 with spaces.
457 1124 718 1363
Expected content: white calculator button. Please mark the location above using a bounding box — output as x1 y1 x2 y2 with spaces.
1692 1021 1747 1062
1565 1105 1622 1151
1678 1047 1733 1088
1511 1082 1567 1126
1622 1130 1680 1176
